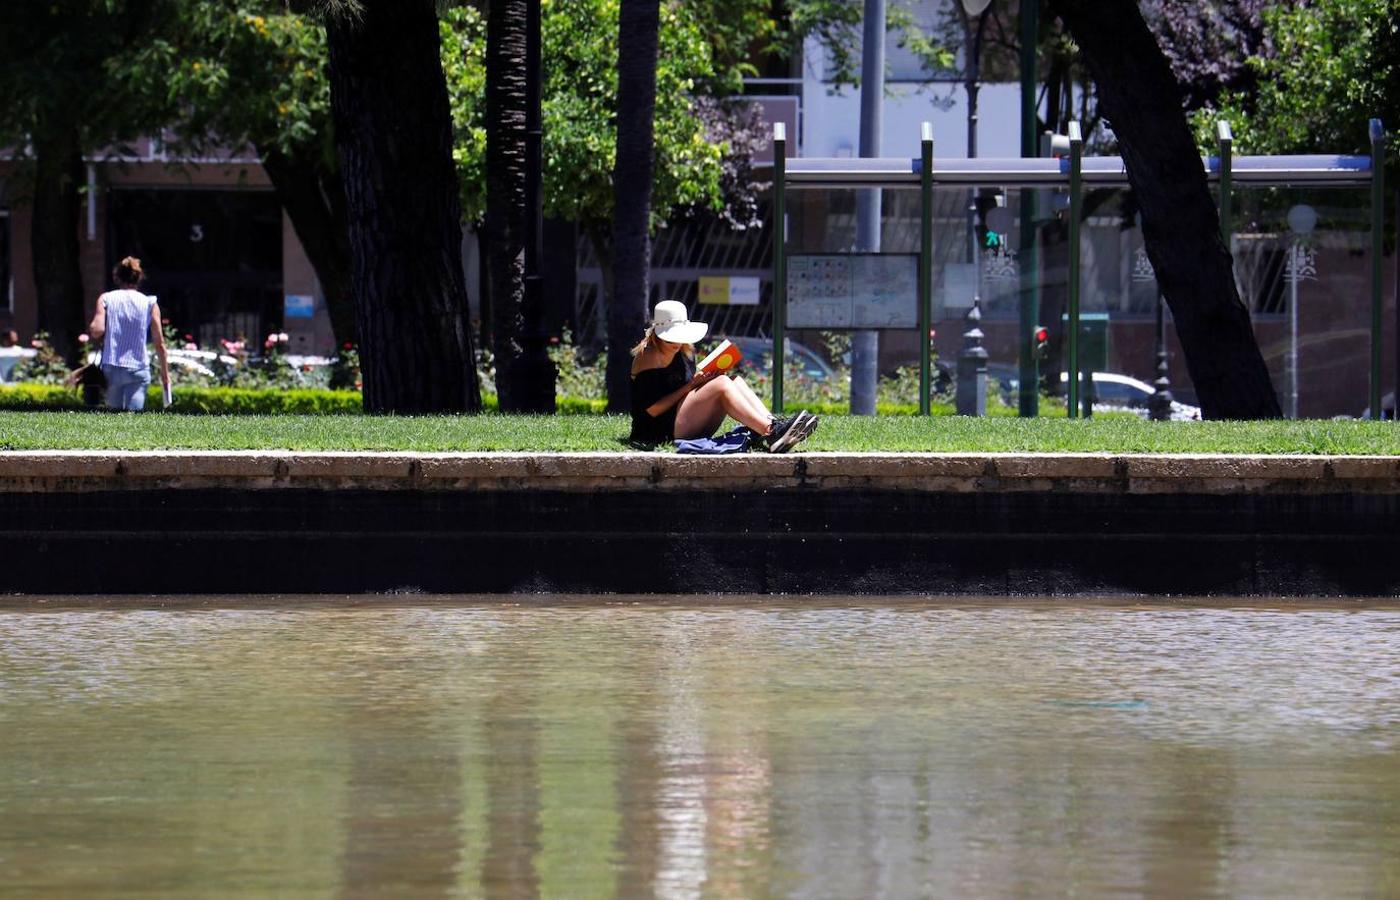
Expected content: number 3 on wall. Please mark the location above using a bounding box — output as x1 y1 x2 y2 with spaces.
189 224 204 243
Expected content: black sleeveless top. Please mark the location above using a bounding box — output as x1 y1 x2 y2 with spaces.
629 352 694 446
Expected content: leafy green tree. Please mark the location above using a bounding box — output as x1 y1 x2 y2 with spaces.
0 0 176 359
1194 0 1397 160
148 3 356 345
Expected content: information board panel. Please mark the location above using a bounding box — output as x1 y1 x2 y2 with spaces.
787 253 918 328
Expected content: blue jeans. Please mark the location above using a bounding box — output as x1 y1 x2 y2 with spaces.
103 365 150 411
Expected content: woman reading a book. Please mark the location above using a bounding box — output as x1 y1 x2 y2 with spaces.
629 300 817 451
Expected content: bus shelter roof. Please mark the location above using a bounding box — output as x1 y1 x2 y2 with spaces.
782 154 1373 189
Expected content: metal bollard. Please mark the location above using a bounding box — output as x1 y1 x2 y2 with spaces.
956 300 988 416
1148 294 1174 421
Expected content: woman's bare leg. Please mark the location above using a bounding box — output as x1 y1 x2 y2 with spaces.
675 377 770 438
730 376 773 423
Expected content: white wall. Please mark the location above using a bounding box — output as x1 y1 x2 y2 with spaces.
799 34 1025 160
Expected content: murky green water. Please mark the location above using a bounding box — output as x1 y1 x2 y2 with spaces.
2 603 1400 898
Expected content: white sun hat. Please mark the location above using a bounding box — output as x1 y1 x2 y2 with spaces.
650 300 708 344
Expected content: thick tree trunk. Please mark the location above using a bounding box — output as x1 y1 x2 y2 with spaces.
487 0 556 412
607 0 661 413
30 126 86 361
325 0 481 414
258 144 356 346
1050 0 1281 419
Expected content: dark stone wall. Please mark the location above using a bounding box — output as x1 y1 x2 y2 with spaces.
3 487 1398 596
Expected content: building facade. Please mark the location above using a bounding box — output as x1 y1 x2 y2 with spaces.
0 138 334 356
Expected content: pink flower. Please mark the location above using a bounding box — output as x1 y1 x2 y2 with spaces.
184 342 198 350
265 338 275 348
78 333 90 344
277 332 289 342
30 339 43 348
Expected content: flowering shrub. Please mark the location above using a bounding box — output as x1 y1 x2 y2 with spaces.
547 329 606 400
11 333 72 384
328 342 361 391
242 331 301 388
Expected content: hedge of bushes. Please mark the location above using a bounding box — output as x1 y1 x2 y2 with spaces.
0 384 364 415
0 384 1036 418
0 384 617 416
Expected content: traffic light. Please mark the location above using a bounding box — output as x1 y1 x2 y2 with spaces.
1031 325 1049 360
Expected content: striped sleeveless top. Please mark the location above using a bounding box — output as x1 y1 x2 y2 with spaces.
101 290 157 371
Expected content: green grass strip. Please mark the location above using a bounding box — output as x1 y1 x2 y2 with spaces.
0 410 1395 455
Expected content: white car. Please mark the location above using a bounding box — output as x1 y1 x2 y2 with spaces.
81 348 234 380
0 346 38 383
1060 371 1202 421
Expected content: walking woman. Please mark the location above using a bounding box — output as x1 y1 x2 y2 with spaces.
86 257 169 410
629 300 817 451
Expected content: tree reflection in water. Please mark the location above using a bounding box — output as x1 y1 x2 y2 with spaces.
2 604 1400 897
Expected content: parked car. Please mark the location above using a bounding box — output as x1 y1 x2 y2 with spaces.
981 365 1200 419
1359 392 1396 420
985 362 1022 403
1059 371 1201 420
0 346 37 383
720 336 836 382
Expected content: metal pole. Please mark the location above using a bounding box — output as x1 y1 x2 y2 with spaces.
965 11 985 321
1290 243 1299 419
1018 0 1040 417
851 0 885 416
966 29 981 159
772 122 786 414
1067 120 1083 418
1020 0 1038 160
1369 118 1385 418
1218 120 1233 246
920 123 933 415
1395 185 1399 421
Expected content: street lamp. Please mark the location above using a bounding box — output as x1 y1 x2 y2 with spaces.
960 0 994 304
960 0 993 159
955 0 994 415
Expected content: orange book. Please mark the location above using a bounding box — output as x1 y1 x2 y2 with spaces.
697 339 743 375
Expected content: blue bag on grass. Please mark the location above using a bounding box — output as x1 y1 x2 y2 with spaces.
674 425 757 455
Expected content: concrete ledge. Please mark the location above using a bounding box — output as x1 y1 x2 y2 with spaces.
1 450 1399 495
5 451 1400 595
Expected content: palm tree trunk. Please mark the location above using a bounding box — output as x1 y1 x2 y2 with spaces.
30 125 86 361
487 0 556 412
324 0 481 413
608 0 661 413
1050 0 1281 419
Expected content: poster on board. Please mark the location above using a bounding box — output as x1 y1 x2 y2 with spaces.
787 254 917 329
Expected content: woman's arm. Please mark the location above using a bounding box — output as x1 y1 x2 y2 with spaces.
644 370 720 418
149 301 170 387
87 297 106 342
